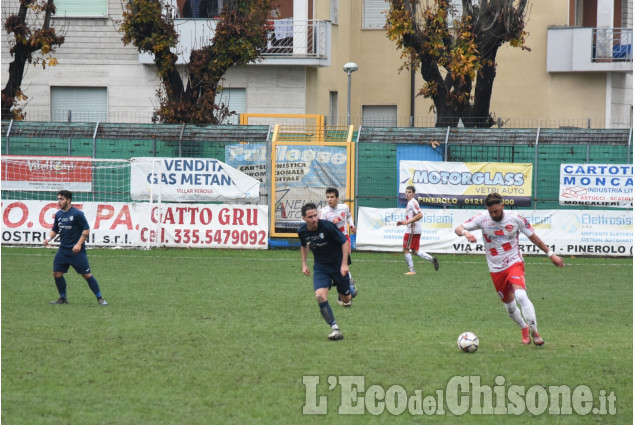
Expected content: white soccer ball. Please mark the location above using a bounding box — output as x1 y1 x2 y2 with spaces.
457 332 479 353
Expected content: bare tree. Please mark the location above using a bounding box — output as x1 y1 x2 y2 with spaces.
386 0 530 127
2 0 64 119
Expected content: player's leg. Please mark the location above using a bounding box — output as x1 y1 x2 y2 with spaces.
512 285 543 346
411 235 439 271
338 247 357 305
508 263 543 345
335 272 353 308
71 253 108 305
50 250 70 304
403 234 416 275
492 268 529 343
313 270 342 340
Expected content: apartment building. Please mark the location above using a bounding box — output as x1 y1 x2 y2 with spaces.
1 0 632 127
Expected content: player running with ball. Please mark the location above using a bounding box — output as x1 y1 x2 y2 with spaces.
455 192 565 346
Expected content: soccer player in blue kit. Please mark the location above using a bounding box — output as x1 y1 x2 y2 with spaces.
298 203 356 341
44 190 108 306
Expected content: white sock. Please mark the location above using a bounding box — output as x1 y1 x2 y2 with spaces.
504 301 527 328
404 253 414 270
514 289 537 332
416 250 433 262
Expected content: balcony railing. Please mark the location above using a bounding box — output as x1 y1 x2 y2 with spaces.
262 19 327 58
592 28 633 62
547 26 633 72
138 19 330 66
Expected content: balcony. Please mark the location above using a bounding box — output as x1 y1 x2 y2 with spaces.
138 19 331 67
547 26 633 72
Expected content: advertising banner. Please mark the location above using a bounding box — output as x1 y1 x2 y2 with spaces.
399 161 533 207
1 200 268 249
559 164 633 208
225 143 348 188
130 157 260 202
356 207 632 257
1 155 93 192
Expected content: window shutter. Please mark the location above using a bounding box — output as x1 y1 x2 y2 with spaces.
216 88 246 125
51 87 107 122
362 105 398 127
54 0 108 17
363 0 388 29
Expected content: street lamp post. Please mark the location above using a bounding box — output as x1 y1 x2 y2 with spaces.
343 62 358 126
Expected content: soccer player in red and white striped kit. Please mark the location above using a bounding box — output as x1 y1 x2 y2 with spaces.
455 192 565 346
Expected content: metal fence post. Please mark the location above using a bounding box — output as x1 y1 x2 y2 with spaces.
5 119 13 155
628 127 633 165
92 122 100 159
444 126 450 161
178 123 186 157
533 127 541 208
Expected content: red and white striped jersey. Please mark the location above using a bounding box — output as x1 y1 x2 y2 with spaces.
462 210 536 272
320 203 354 235
405 198 422 235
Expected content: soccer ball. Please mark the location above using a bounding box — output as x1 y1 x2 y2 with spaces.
457 332 479 353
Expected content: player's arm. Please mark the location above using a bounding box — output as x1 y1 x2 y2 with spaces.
73 230 90 253
300 244 311 276
455 224 478 243
340 239 350 276
345 206 356 233
43 230 57 246
528 233 565 268
397 211 422 226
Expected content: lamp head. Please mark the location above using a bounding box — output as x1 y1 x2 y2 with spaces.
343 62 359 73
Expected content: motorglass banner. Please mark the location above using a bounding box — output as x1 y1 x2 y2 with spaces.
399 161 533 207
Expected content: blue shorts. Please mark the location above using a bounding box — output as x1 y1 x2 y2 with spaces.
313 264 351 296
54 248 91 275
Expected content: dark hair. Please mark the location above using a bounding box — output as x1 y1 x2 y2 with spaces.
57 190 73 201
406 185 416 193
301 202 318 217
485 192 503 207
325 187 339 198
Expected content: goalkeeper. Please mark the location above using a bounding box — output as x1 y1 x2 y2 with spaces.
44 190 108 306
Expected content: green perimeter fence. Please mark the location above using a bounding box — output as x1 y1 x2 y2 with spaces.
1 121 632 211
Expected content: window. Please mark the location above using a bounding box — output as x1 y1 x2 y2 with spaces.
329 91 338 125
54 0 107 17
363 0 388 29
215 88 246 124
175 0 225 19
51 87 107 122
362 105 397 127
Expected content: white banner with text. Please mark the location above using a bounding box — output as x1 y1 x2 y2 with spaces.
1 200 268 249
130 157 260 202
356 207 632 256
559 164 633 208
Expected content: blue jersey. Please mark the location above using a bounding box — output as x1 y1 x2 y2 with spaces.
52 206 90 250
298 219 347 269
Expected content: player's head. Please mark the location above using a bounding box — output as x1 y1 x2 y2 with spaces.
57 190 73 210
325 187 339 207
405 185 416 200
485 192 504 222
301 202 319 230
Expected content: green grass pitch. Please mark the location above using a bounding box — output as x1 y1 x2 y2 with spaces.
1 247 632 424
